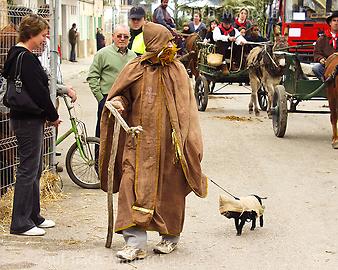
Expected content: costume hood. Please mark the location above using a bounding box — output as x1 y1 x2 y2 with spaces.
141 22 174 60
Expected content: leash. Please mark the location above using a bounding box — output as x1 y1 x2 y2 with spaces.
208 177 240 200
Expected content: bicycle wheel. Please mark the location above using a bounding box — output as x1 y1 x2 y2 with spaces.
65 137 100 189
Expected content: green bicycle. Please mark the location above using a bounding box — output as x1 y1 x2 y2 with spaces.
56 94 100 189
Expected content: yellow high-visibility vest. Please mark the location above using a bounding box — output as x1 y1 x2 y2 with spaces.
131 32 146 55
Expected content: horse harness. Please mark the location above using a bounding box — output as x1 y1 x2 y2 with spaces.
249 45 285 78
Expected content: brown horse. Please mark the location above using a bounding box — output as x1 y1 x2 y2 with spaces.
324 53 338 149
178 31 205 79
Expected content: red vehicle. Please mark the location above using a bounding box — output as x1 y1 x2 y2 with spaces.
269 0 336 61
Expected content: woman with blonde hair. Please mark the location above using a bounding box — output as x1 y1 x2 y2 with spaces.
3 14 61 236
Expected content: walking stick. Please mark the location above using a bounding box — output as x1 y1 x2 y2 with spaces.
105 119 120 248
104 101 143 248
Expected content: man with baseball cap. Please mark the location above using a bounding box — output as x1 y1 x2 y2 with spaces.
312 11 338 81
128 6 146 55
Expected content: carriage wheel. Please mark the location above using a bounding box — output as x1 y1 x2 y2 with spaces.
272 85 288 138
258 85 268 111
194 75 209 111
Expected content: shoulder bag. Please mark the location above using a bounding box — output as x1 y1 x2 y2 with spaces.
4 51 43 114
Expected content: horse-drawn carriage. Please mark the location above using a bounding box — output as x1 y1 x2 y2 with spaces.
270 52 338 144
180 32 338 148
193 42 251 111
188 39 278 112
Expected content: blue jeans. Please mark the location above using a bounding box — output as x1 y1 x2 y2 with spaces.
10 118 45 234
312 63 325 81
69 43 76 61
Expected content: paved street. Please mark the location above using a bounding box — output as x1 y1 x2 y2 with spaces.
0 58 338 270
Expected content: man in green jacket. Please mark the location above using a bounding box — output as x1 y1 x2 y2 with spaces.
87 25 136 138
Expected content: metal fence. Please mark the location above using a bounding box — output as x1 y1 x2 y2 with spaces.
0 3 55 195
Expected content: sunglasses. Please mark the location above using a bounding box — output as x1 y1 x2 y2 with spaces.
116 34 130 39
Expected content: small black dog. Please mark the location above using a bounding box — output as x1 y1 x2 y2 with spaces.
219 195 266 236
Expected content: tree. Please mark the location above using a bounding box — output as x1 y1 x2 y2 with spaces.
221 0 271 35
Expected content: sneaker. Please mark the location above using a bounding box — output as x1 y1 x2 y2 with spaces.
20 227 45 236
38 219 55 228
116 246 147 261
153 240 177 254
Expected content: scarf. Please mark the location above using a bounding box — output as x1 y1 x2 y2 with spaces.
235 18 247 29
128 28 143 49
218 23 234 36
326 29 337 49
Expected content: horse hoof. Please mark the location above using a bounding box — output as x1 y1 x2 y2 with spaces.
249 110 253 114
332 141 338 149
255 111 260 116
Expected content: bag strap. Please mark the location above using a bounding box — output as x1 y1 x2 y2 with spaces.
14 51 26 81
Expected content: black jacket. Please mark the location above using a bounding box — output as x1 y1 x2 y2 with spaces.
2 46 58 121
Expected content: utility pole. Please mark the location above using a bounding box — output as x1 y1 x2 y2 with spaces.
49 0 60 171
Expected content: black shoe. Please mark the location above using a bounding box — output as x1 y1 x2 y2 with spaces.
56 165 63 173
56 152 61 156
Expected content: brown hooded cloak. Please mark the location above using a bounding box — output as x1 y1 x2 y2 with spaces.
99 22 207 235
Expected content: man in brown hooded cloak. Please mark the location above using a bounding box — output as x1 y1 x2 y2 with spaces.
99 22 207 261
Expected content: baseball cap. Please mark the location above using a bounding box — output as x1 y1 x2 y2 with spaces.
129 6 145 19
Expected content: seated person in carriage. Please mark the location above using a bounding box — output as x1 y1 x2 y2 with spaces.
213 12 247 70
180 22 191 53
153 0 184 54
234 7 252 32
245 24 268 50
312 11 338 81
182 22 191 34
188 12 207 36
204 18 218 44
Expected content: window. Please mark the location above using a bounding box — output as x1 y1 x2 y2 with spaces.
71 6 77 15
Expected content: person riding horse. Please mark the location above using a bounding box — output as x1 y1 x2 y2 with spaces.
153 0 184 54
312 11 338 81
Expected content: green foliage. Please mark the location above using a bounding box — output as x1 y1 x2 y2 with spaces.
221 0 271 34
175 0 271 33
